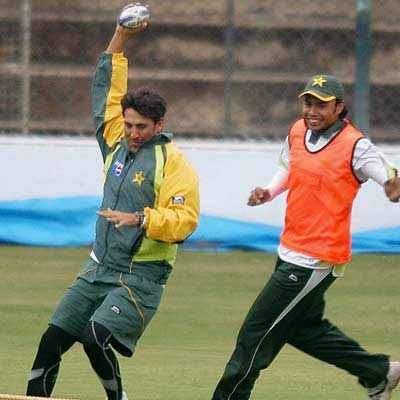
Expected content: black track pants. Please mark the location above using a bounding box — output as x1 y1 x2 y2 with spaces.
212 258 389 400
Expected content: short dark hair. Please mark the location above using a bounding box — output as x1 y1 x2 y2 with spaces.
336 100 348 120
121 87 167 123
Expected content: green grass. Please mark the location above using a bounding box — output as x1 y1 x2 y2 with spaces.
0 246 399 399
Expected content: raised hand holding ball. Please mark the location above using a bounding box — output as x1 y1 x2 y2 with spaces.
118 3 150 30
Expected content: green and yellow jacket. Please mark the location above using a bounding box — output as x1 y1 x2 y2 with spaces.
90 52 200 272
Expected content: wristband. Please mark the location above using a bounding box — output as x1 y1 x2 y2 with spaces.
135 211 146 228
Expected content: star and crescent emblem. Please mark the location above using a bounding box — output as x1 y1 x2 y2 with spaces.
133 170 145 186
312 76 327 87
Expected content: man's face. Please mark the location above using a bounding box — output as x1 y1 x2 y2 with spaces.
302 95 344 133
123 108 163 151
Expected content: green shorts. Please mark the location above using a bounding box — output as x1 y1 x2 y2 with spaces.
51 259 171 357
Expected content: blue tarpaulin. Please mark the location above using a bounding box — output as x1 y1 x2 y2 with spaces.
0 196 399 253
0 196 99 247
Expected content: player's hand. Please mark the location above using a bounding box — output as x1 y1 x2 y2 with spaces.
117 3 150 35
115 20 149 36
247 187 272 206
106 22 149 53
106 4 150 52
97 208 141 228
384 176 400 203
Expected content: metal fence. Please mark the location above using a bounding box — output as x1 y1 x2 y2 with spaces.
1 0 399 142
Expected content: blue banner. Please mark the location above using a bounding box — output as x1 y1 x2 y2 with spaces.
0 196 399 253
0 196 99 247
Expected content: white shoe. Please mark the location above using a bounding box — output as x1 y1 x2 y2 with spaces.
104 391 128 400
368 361 400 399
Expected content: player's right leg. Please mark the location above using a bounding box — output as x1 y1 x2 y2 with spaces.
212 258 335 400
27 262 102 397
26 325 76 397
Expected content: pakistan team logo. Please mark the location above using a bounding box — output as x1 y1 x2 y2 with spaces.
112 160 124 176
133 170 145 186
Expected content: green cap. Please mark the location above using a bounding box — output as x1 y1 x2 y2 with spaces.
299 74 344 102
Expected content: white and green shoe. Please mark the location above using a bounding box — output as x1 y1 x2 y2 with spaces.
367 362 400 400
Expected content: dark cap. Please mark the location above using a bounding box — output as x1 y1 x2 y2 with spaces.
299 74 344 102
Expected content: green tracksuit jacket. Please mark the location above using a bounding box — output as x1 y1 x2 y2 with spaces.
91 52 200 272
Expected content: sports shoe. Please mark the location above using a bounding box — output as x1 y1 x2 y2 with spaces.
122 392 129 400
104 391 128 400
368 361 400 399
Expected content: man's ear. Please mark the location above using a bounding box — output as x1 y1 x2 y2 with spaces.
156 118 164 133
336 101 344 115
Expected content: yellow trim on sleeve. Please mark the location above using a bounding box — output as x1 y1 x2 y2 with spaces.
103 144 121 175
144 142 200 243
154 145 165 207
104 53 127 148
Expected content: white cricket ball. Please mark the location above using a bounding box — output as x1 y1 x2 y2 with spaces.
118 3 150 29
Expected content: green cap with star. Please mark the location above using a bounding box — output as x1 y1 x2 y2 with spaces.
299 74 344 102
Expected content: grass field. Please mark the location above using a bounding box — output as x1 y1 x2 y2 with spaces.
0 246 399 400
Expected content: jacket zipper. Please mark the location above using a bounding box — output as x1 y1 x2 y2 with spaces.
102 154 135 262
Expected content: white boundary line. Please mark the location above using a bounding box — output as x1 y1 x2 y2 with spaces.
1 135 399 154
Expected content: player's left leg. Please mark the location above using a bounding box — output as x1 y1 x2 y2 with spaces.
85 265 167 400
288 295 390 391
82 321 124 400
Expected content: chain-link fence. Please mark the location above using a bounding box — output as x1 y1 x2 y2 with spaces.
1 0 399 142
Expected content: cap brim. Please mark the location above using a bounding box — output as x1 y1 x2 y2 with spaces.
298 90 336 102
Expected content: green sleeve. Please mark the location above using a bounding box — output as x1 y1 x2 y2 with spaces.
91 52 127 162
